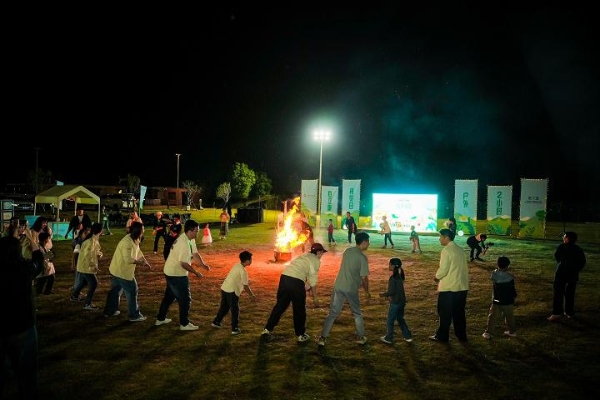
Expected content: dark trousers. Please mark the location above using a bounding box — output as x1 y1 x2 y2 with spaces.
384 233 394 246
153 231 167 253
72 273 98 306
35 275 54 295
0 325 39 400
156 275 192 326
435 290 468 342
552 275 578 316
265 275 307 335
213 290 240 330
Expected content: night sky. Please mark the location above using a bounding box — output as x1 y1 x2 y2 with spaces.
7 4 599 207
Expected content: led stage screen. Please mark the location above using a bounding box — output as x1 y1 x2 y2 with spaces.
372 193 438 233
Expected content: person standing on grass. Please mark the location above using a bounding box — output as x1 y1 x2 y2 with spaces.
261 243 326 343
317 231 371 347
152 210 168 254
103 222 151 322
345 211 357 244
72 223 103 311
379 257 412 344
380 215 394 249
34 232 56 295
65 207 92 239
101 205 112 235
219 208 230 239
430 228 469 343
482 256 517 339
0 235 44 400
155 219 211 331
548 231 586 321
211 250 255 335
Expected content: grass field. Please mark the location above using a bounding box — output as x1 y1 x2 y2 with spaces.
4 208 599 400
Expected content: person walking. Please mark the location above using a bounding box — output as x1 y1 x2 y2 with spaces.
345 211 357 244
261 243 326 343
152 211 168 254
482 256 517 339
430 228 469 343
211 250 255 335
34 232 56 295
317 231 371 347
409 225 422 254
547 231 586 321
0 234 44 400
327 218 337 246
103 222 151 322
379 257 412 344
467 233 488 261
380 215 394 249
72 223 103 310
155 219 211 331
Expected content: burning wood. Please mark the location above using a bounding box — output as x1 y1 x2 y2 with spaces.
274 197 308 255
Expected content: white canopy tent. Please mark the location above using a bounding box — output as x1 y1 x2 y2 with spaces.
34 185 101 222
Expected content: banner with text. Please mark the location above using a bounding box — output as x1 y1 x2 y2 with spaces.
454 179 478 235
518 178 548 238
486 185 512 235
321 186 339 228
342 179 361 228
301 179 318 226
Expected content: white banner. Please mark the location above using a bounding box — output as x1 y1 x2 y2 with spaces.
518 178 548 238
454 179 478 235
139 185 147 211
342 179 361 227
487 185 512 235
321 186 339 228
301 179 318 225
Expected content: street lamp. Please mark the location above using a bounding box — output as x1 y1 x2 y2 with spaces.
313 130 330 224
175 153 182 188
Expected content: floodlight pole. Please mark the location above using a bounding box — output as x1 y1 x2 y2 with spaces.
314 130 330 227
175 153 182 188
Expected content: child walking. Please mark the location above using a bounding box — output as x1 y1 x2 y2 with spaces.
482 256 517 339
327 218 336 246
409 225 422 254
202 223 213 246
211 250 256 335
379 257 412 344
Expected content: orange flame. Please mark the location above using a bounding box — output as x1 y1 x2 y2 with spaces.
275 197 308 252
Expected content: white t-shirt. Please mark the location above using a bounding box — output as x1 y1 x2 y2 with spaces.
163 234 197 277
220 263 248 296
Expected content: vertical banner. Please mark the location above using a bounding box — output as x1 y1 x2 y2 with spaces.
301 179 318 226
454 179 478 235
139 185 147 211
321 186 339 228
518 178 548 238
487 185 512 235
342 179 361 228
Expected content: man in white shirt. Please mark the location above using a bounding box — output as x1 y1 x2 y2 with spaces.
430 228 469 343
155 219 211 331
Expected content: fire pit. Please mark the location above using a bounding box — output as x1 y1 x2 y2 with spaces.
274 250 292 263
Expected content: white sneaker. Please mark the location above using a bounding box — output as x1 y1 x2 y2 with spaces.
129 314 147 322
482 332 492 339
297 333 310 343
180 323 199 331
261 328 271 336
503 331 517 337
355 336 368 345
155 318 172 326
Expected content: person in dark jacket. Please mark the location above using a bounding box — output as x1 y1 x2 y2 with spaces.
0 234 44 399
65 207 92 239
482 256 517 339
379 257 412 344
466 233 487 261
548 231 586 321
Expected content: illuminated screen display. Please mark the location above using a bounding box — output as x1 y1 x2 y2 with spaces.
372 194 438 233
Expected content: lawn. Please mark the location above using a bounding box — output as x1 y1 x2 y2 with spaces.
4 208 600 400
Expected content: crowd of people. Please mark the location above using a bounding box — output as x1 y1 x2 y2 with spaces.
0 208 588 399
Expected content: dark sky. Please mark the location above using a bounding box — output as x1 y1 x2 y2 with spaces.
6 4 599 206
